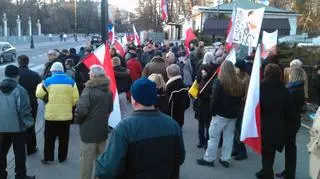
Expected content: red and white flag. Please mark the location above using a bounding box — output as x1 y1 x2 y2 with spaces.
83 44 122 128
226 48 236 65
133 25 141 46
161 0 168 21
240 44 262 154
226 4 236 51
114 40 125 57
108 26 115 45
184 26 196 55
261 30 278 59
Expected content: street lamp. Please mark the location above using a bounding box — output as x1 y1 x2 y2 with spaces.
74 0 77 41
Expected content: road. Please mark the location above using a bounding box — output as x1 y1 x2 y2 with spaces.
4 41 312 179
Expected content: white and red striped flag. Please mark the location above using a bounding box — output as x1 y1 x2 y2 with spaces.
108 26 115 45
83 44 122 128
184 25 196 55
240 44 262 154
161 0 168 21
226 4 236 51
133 25 141 46
114 40 125 57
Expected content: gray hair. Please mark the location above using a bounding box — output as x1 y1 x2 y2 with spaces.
47 50 59 58
290 59 303 68
203 52 215 65
89 65 105 78
166 64 180 78
112 57 121 66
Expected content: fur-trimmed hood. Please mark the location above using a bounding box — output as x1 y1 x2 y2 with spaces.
85 78 110 91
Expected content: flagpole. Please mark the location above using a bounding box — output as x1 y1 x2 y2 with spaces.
101 0 109 43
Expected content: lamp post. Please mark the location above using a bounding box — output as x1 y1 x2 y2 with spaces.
101 0 108 43
74 0 77 41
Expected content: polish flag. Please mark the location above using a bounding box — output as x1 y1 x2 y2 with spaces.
226 4 236 52
133 25 141 46
184 26 196 55
225 48 236 65
114 40 125 57
83 44 122 128
108 26 115 45
240 44 262 154
161 0 168 21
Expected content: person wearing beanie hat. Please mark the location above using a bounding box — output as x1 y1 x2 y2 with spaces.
36 61 79 164
96 77 185 179
0 65 35 179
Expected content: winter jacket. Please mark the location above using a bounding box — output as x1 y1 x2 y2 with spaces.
74 62 90 94
166 76 190 127
260 80 293 150
178 56 193 86
96 110 185 179
75 77 113 143
42 58 65 80
142 57 168 82
140 50 155 67
19 66 42 118
210 79 242 119
286 81 305 134
126 59 143 82
155 88 170 115
113 66 132 93
112 53 126 67
0 78 34 132
36 72 79 121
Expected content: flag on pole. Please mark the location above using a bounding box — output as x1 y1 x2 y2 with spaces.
262 30 278 59
114 40 125 57
108 26 115 45
240 44 262 154
161 0 168 21
184 26 196 55
226 48 237 65
82 44 122 128
133 25 141 46
226 4 236 51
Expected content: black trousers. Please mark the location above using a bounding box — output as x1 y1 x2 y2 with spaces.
44 120 70 161
26 106 38 154
284 133 297 179
233 118 247 156
198 120 210 145
0 132 27 179
261 144 276 179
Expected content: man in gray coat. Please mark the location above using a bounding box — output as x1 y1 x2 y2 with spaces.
0 65 35 179
75 65 113 179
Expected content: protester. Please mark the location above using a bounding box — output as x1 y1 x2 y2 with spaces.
309 107 320 179
140 41 155 67
244 55 254 76
197 61 243 168
148 73 170 115
65 58 75 79
178 51 193 87
166 64 190 127
165 51 176 66
276 67 305 179
69 48 81 64
0 65 35 179
111 47 126 67
126 53 143 82
75 65 113 179
112 57 132 118
42 50 62 79
95 78 185 178
36 62 79 164
18 55 42 155
58 49 70 64
78 47 85 58
142 56 168 82
232 60 250 160
256 64 293 179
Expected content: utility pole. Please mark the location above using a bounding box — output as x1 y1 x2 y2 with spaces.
101 0 108 43
74 0 77 41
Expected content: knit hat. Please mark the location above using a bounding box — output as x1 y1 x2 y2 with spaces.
50 62 64 72
131 78 157 106
5 65 19 78
235 60 247 72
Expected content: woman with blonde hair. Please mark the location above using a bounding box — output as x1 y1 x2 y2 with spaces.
276 67 305 179
197 60 243 168
148 73 170 115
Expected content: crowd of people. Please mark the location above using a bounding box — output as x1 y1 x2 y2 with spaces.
0 38 319 179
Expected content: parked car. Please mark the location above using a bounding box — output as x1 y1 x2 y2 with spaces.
90 35 102 47
0 42 16 63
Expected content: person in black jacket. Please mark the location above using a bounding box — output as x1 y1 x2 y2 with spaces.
18 55 41 155
42 50 64 80
276 67 305 179
112 57 132 118
148 73 170 115
111 47 126 67
95 78 185 179
256 64 294 179
166 64 190 127
197 61 243 168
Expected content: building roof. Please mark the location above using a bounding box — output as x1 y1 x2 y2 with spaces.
194 0 298 15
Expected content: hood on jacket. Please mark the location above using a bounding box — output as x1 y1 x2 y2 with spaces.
0 78 18 94
150 57 165 64
85 78 110 91
287 80 304 89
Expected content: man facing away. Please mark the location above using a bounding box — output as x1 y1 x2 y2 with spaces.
18 55 42 155
0 65 35 179
95 78 185 179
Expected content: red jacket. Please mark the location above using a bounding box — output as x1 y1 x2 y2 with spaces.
126 59 143 82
